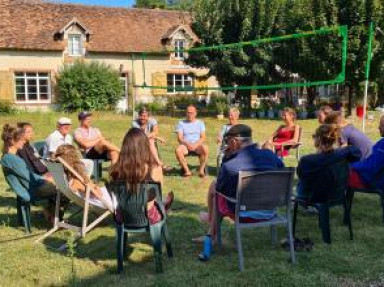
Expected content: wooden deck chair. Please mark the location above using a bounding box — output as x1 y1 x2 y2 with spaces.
35 157 112 247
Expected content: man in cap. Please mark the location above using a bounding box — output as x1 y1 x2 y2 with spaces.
74 111 120 164
43 117 73 158
44 117 94 176
194 124 284 251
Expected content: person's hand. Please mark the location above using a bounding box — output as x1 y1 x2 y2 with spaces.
189 143 199 151
44 173 55 184
217 136 222 144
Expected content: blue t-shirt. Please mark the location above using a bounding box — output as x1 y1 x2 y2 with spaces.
351 138 384 190
341 125 373 159
216 145 284 219
176 120 205 144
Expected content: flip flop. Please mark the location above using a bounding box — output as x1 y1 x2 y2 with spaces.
183 172 192 177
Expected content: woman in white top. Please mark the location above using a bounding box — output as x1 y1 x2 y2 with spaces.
216 107 240 168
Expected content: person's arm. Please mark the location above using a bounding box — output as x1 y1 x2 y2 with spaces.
269 125 283 143
148 124 159 140
70 178 102 198
74 130 102 149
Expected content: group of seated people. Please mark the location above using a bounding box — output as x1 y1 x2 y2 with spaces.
1 103 384 261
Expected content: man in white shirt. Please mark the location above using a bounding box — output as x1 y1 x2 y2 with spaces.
44 117 93 176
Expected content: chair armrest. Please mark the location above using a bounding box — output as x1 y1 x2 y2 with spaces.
215 191 237 203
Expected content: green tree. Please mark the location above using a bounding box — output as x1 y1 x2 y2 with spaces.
57 61 123 111
135 0 166 9
188 0 284 111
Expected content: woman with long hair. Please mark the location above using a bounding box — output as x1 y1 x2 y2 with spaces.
1 124 57 220
324 111 373 159
296 124 361 200
110 128 173 224
55 144 114 212
263 107 300 157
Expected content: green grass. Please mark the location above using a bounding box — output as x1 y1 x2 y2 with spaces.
1 111 384 286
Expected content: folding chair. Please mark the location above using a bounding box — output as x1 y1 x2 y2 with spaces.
107 181 173 273
36 158 111 248
215 168 296 271
273 127 303 161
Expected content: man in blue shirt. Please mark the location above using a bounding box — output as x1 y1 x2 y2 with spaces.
195 124 284 242
350 115 384 190
175 105 209 177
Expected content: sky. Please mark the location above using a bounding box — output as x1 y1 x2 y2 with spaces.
50 0 135 7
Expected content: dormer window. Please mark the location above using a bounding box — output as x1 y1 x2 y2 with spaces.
174 39 185 60
68 34 82 56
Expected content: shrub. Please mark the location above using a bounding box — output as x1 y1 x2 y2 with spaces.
56 61 123 111
0 101 16 115
208 94 229 114
169 95 200 110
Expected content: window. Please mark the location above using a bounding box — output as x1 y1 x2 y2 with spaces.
68 34 82 56
167 74 193 94
14 72 51 103
174 39 186 60
120 74 128 98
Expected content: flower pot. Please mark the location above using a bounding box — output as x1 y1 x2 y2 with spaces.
257 111 266 118
277 110 283 119
298 111 308 119
250 112 256 118
217 114 224 120
267 110 275 119
356 106 366 118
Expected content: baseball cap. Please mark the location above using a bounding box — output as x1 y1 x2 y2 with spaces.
225 124 252 138
78 111 92 121
57 117 72 125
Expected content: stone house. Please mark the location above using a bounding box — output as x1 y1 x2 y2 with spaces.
0 0 218 110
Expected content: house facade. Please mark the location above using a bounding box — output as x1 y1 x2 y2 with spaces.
0 0 218 110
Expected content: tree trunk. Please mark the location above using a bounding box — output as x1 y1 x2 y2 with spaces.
307 87 317 105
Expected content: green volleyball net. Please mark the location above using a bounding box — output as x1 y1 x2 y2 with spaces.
134 25 348 93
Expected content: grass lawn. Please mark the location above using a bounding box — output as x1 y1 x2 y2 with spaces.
1 111 384 287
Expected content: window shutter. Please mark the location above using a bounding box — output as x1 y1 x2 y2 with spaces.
152 72 167 96
195 78 208 95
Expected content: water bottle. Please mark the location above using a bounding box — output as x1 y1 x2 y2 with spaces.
198 235 212 262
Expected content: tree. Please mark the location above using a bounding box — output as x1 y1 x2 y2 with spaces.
57 61 123 111
135 0 166 9
188 0 284 112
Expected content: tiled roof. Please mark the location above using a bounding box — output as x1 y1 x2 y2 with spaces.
0 0 194 53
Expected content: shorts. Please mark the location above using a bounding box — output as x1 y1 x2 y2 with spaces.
86 146 109 160
217 195 268 224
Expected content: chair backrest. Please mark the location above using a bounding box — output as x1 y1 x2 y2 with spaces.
32 141 45 157
44 159 105 213
107 181 163 229
236 168 294 212
298 127 303 143
307 159 349 203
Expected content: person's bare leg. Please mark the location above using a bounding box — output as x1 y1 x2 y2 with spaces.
151 165 164 185
99 138 120 153
149 138 162 166
175 145 191 176
195 144 209 176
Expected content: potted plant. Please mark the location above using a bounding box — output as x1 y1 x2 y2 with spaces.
297 105 308 119
275 102 285 118
216 101 227 120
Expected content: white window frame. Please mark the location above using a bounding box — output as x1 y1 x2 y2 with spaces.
174 39 186 60
120 74 128 98
167 74 193 94
68 34 82 56
14 72 52 103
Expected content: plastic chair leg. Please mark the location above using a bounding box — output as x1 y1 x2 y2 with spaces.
149 225 163 273
20 204 31 234
162 224 173 258
292 200 299 237
270 225 277 246
380 193 384 224
235 224 244 272
123 232 128 260
116 225 124 273
16 197 23 226
318 204 331 244
93 160 100 183
287 220 296 264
